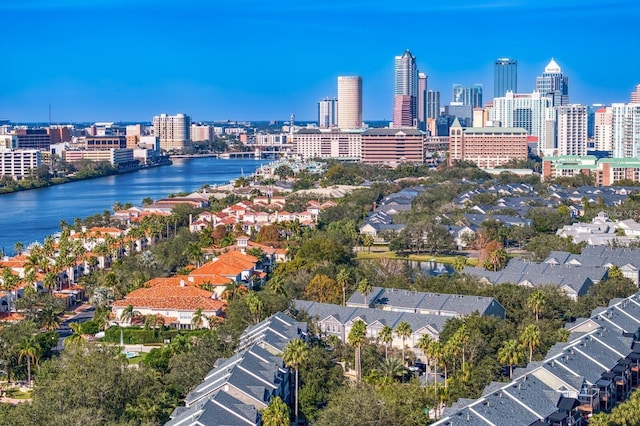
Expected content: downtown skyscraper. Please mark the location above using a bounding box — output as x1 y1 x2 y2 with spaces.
337 76 362 129
393 49 419 128
318 97 338 128
494 58 517 98
536 59 569 107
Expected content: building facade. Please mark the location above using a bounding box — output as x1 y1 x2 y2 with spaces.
417 73 428 131
427 90 440 120
631 84 640 103
597 158 640 186
152 113 191 151
449 119 528 168
190 124 215 142
337 76 362 129
494 57 517 98
318 97 338 128
84 136 127 150
611 103 640 158
452 84 483 108
14 129 51 150
556 104 588 156
541 155 597 180
361 128 425 166
594 107 613 152
535 58 569 107
0 149 41 179
63 148 134 167
293 128 362 160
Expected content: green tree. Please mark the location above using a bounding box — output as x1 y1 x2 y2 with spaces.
378 325 393 360
520 324 541 363
336 268 350 306
361 234 374 253
608 264 623 279
348 320 367 383
191 307 205 329
452 256 468 273
63 322 85 348
527 290 546 322
357 278 373 306
18 337 40 384
497 339 525 379
395 321 412 366
283 338 309 425
261 395 290 426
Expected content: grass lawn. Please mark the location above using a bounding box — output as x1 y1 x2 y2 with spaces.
356 247 478 266
127 353 148 365
4 389 32 399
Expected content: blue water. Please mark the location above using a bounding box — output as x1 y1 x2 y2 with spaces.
0 158 268 253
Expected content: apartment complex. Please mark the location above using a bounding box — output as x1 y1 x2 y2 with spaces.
556 104 588 156
0 149 41 179
293 128 362 160
448 119 528 168
597 158 640 186
190 124 215 142
152 113 191 151
542 155 597 180
63 149 134 167
541 156 640 186
361 128 425 166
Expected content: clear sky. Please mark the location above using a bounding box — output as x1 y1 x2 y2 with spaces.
1 0 638 123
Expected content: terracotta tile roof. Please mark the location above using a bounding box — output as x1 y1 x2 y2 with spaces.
0 255 28 269
217 250 258 264
112 285 226 311
190 261 245 277
0 312 25 322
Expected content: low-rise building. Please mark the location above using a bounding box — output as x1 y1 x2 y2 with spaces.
0 149 41 179
542 155 598 180
361 128 425 166
293 128 362 160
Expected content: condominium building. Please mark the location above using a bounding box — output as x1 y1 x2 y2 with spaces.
611 103 640 158
152 113 191 151
491 91 556 155
293 128 362 160
63 148 134 167
494 57 517 98
594 107 613 152
337 76 362 129
0 149 41 179
361 128 425 166
597 158 640 186
318 97 338 128
541 155 597 181
449 119 528 168
46 126 72 144
631 84 640 103
535 58 569 106
393 50 418 128
556 104 588 156
190 124 215 142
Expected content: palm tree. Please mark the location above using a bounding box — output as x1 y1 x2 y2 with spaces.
497 339 525 379
119 304 139 325
378 325 393 360
261 395 290 426
245 291 264 324
416 334 433 366
1 267 20 311
13 241 24 256
376 357 407 383
191 307 205 329
357 278 372 306
451 324 470 373
395 321 413 365
38 306 61 331
452 255 467 273
520 323 541 363
283 338 309 425
348 319 367 383
427 341 443 400
361 234 374 252
18 337 39 384
184 242 203 267
267 275 287 297
527 290 546 322
63 322 85 348
336 268 350 306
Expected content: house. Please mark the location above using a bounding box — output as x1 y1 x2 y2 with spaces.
435 290 640 425
167 313 307 426
347 286 506 319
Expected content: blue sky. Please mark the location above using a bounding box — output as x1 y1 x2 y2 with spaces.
0 0 638 122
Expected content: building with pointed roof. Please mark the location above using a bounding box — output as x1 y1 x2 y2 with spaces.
536 58 569 107
393 49 419 128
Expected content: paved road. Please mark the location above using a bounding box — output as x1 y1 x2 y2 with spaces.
54 305 96 351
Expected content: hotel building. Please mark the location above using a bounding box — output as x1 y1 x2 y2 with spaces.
293 128 362 160
153 113 191 151
361 128 425 166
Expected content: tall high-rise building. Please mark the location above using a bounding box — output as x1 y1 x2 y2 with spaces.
611 103 640 158
427 90 440 119
337 76 362 129
393 50 418 127
318 97 338 128
594 107 613 152
152 113 191 151
491 91 556 155
536 59 569 107
631 84 640 103
494 58 517 98
556 104 588 156
452 84 483 108
417 73 428 131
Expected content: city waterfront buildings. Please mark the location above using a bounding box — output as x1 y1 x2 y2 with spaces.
14 128 51 150
448 118 528 168
293 128 362 160
152 113 191 151
536 58 569 106
337 76 362 129
0 148 41 179
318 97 338 128
494 57 517 98
360 128 425 166
393 50 418 128
190 124 215 142
84 135 127 150
556 104 588 156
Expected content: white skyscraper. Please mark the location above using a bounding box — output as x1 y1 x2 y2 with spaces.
491 91 556 155
536 59 569 107
556 104 588 156
318 97 338 128
337 76 362 129
611 103 640 158
153 113 191 151
393 50 419 128
594 107 613 152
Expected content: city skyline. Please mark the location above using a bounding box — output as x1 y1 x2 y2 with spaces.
0 0 638 122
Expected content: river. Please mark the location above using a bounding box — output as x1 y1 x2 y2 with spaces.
0 158 269 254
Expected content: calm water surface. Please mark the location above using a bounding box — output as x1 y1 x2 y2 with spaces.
0 158 268 253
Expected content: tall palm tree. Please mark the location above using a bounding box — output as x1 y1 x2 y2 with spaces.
119 304 139 325
245 291 264 324
395 321 413 365
18 337 39 384
378 325 393 360
13 241 24 256
357 278 372 306
416 334 433 367
527 290 546 322
348 319 367 383
283 338 309 425
520 323 541 363
261 395 290 426
427 341 443 401
64 322 85 348
376 357 407 383
336 268 350 306
184 242 203 267
1 267 20 311
191 307 205 329
451 324 470 373
497 339 525 379
38 306 61 331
